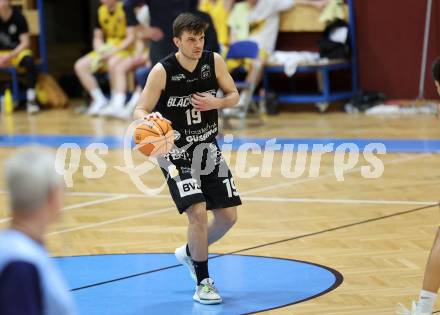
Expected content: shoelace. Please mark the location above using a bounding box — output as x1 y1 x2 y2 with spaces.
201 283 217 294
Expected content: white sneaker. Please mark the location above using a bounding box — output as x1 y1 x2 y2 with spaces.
193 278 222 305
117 91 140 120
115 103 136 120
26 102 40 114
175 244 196 282
396 302 432 315
316 102 330 112
116 107 133 120
87 99 108 116
99 101 124 117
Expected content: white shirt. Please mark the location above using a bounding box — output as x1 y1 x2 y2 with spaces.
0 229 76 315
229 0 295 55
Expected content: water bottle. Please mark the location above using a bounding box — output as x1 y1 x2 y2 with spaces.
4 88 13 114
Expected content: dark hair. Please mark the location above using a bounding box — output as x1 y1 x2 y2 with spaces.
432 57 440 82
173 13 208 38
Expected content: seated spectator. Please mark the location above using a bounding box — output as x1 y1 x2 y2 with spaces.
199 0 235 52
0 146 76 315
124 0 196 65
74 0 135 116
227 0 328 108
0 0 39 114
105 4 151 119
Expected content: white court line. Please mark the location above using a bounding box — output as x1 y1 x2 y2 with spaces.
44 153 433 236
0 190 169 199
66 191 168 199
48 206 175 236
61 192 440 206
0 195 128 224
0 153 432 201
63 195 128 210
59 153 432 201
241 196 438 206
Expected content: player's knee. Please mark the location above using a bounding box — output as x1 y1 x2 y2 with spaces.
120 61 132 72
224 208 237 227
107 57 121 70
108 65 119 75
111 63 127 75
216 207 237 228
74 59 86 74
187 203 207 225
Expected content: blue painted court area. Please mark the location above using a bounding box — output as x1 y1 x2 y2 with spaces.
56 253 342 315
1 134 440 153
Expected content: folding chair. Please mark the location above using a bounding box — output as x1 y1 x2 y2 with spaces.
222 40 262 128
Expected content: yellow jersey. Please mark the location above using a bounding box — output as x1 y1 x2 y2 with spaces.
98 2 127 46
199 0 230 47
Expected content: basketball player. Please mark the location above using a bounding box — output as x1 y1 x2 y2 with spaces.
112 1 220 120
396 58 440 315
0 0 39 114
133 13 241 304
0 146 75 314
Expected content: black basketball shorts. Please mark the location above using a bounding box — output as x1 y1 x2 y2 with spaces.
159 142 242 214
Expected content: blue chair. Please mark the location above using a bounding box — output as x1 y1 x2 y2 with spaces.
225 40 259 90
223 40 262 127
226 40 259 60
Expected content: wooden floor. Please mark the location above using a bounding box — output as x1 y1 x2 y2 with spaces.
1 108 440 314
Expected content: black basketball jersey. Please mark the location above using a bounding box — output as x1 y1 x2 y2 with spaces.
0 8 29 50
155 51 219 149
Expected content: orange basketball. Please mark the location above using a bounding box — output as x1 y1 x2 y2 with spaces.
133 118 174 157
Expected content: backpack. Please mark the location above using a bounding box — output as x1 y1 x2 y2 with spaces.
345 91 387 113
36 74 69 108
318 19 350 59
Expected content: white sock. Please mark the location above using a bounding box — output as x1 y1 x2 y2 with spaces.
126 89 141 110
27 89 36 102
90 88 107 103
237 90 250 107
417 290 437 313
110 92 126 108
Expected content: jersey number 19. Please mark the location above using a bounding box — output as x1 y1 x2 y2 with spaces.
186 109 202 125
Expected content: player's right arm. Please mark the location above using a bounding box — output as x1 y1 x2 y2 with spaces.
93 28 104 51
133 63 168 121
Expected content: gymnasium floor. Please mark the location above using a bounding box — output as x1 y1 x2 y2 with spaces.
0 109 440 314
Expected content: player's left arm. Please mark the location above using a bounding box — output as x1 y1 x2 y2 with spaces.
114 3 139 53
115 26 136 53
8 32 29 59
192 53 239 111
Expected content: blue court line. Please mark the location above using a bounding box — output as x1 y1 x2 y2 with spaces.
0 134 440 153
0 134 124 149
56 253 342 315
